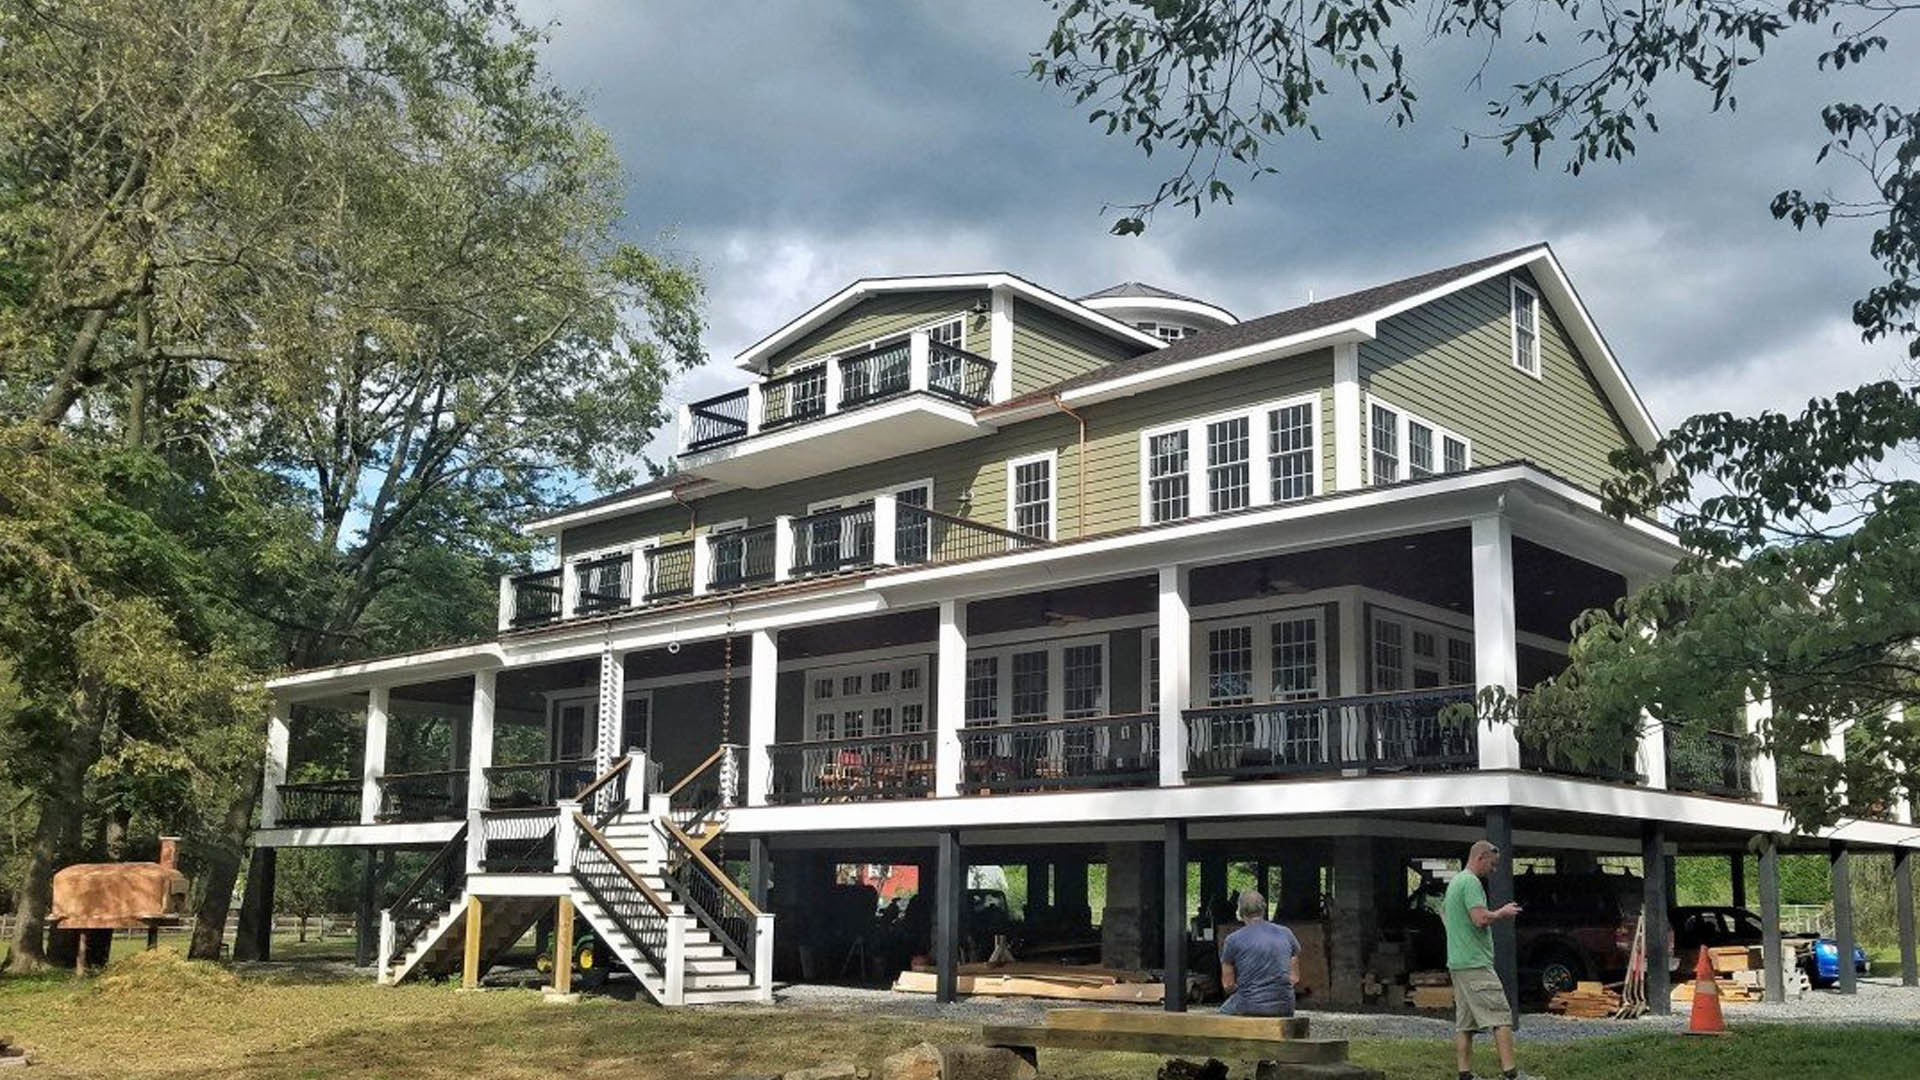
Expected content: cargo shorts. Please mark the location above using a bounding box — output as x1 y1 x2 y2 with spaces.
1451 966 1513 1032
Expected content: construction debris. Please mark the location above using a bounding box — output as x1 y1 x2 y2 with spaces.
1404 970 1454 1011
893 962 1164 1003
0 1036 27 1069
1547 981 1624 1019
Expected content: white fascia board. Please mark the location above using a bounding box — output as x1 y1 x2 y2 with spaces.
1080 294 1239 327
501 589 892 670
265 642 505 697
733 273 1165 373
522 481 725 538
254 820 462 848
676 394 992 478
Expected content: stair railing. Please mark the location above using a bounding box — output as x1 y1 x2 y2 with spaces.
569 810 689 1002
663 743 742 840
380 823 469 979
657 815 763 974
573 753 633 823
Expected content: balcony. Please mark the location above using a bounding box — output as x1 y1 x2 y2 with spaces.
676 332 999 487
1184 689 1479 779
501 500 1043 631
1665 723 1758 800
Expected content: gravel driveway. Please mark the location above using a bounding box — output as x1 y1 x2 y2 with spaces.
763 977 1920 1043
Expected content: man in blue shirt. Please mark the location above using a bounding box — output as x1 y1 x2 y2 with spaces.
1218 889 1301 1016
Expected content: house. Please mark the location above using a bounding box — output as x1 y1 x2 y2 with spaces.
252 244 1920 1008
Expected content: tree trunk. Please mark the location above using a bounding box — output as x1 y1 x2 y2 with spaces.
189 767 261 961
297 915 307 944
6 710 105 973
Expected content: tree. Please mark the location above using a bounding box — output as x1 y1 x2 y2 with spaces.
1 0 703 969
1033 0 1919 832
274 846 356 944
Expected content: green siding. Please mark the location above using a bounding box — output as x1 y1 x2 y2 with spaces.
1358 271 1633 491
765 290 987 375
1010 300 1144 395
561 349 1336 557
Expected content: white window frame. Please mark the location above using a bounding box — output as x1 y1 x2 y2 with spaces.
1006 450 1058 543
1364 395 1471 486
1509 278 1543 379
961 634 1111 727
703 517 748 587
1138 392 1322 525
1146 606 1329 709
807 478 934 564
1368 606 1474 692
803 655 931 741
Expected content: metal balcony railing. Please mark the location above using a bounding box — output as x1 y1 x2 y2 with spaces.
1665 723 1757 799
766 733 935 804
274 779 361 825
506 568 564 627
685 388 751 450
1184 688 1479 779
959 712 1159 794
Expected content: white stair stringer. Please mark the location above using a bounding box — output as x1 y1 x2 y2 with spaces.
382 896 468 985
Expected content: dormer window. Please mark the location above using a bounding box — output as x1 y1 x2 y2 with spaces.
1510 279 1541 377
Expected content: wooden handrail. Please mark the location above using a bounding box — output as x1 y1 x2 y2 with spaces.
573 756 632 804
664 745 731 800
482 757 595 776
659 816 761 918
388 824 468 912
897 502 1044 547
570 812 674 917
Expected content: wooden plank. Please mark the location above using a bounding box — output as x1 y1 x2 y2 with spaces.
980 1025 1347 1064
1042 1009 1310 1040
895 970 1164 1003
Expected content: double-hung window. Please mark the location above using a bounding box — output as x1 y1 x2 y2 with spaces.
1510 279 1542 377
1008 451 1056 541
1142 392 1320 524
1366 398 1470 486
1010 650 1051 722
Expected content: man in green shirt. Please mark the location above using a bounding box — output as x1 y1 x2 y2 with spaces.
1443 840 1529 1080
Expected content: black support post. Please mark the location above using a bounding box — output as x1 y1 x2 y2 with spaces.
1760 838 1785 1003
1896 846 1918 988
1730 853 1747 909
1832 840 1857 995
1200 855 1229 912
749 838 771 910
1163 821 1189 1012
935 831 963 1004
1642 823 1671 1015
355 848 377 968
1024 860 1050 918
1485 806 1519 1025
1056 857 1089 918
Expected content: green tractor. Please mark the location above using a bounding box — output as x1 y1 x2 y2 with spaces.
534 926 611 990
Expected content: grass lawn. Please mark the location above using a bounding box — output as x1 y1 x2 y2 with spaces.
2 953 1916 1079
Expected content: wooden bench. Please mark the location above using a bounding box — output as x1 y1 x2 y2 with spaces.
982 1009 1382 1079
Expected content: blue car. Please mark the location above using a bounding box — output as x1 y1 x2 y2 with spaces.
1808 938 1870 985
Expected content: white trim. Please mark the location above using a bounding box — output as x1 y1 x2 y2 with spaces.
801 655 930 741
1139 392 1322 526
1509 277 1544 379
989 286 1015 403
734 273 1164 373
1080 293 1238 328
959 632 1112 726
523 481 719 538
1363 394 1471 485
1471 514 1522 770
1005 449 1058 543
1332 343 1362 491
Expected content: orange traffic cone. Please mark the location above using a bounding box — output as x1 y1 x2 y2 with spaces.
1684 945 1728 1035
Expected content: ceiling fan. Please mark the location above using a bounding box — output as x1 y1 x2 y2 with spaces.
1039 592 1088 628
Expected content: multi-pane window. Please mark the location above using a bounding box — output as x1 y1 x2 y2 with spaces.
1372 618 1405 691
1147 430 1191 523
1268 403 1316 502
1446 639 1475 686
1146 635 1160 711
870 706 893 736
1369 399 1468 486
1207 626 1255 705
928 318 963 348
1011 650 1050 721
841 709 865 738
805 659 928 740
1011 455 1054 540
1408 422 1434 478
901 703 926 733
895 484 931 562
1270 617 1321 701
1511 281 1541 376
965 657 1000 723
1206 416 1251 513
926 318 967 396
1371 404 1400 483
1412 630 1436 659
1062 644 1105 718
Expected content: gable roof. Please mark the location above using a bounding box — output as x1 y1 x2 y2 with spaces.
988 244 1662 451
731 272 1165 373
1079 281 1208 304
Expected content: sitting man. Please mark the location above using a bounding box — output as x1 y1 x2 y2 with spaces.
1217 889 1301 1016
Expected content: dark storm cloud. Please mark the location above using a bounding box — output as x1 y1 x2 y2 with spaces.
529 0 1912 434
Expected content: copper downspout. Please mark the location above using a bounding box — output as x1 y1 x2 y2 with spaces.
669 484 698 534
1050 394 1087 539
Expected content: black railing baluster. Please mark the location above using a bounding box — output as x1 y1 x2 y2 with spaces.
507 569 564 627
275 779 362 825
685 388 751 450
1183 688 1480 780
959 713 1161 794
767 734 936 804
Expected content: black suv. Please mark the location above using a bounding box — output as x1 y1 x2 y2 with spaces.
1401 869 1651 998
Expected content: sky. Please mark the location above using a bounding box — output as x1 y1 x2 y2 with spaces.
524 1 1913 466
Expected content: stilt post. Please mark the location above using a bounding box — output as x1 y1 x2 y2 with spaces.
1164 820 1189 1012
1759 837 1785 1003
461 896 484 991
750 837 771 911
1896 846 1918 987
1485 806 1518 1025
552 896 575 995
936 830 963 1003
1642 823 1671 1015
1832 840 1857 995
355 847 377 968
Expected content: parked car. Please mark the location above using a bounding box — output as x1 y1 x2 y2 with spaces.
1670 904 1868 987
1399 869 1654 998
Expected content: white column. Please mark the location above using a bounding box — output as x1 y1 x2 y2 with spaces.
692 534 713 596
773 515 796 582
497 573 515 631
1471 514 1522 770
377 910 395 983
466 669 497 874
561 558 580 618
361 686 390 825
908 330 930 393
261 699 292 828
553 800 580 874
825 355 845 414
1748 696 1778 804
1638 712 1669 790
1894 704 1913 824
1336 590 1364 770
595 645 622 786
745 382 765 437
676 400 693 454
989 286 1014 403
872 493 897 565
630 544 650 606
664 915 689 1005
753 911 776 1002
1158 565 1192 787
935 599 968 797
1332 342 1363 491
748 629 778 808
1826 719 1849 803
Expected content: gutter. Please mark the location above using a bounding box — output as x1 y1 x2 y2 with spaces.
1049 394 1089 539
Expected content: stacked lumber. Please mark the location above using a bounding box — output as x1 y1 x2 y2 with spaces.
1406 970 1453 1010
1546 981 1622 1018
893 961 1165 1002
